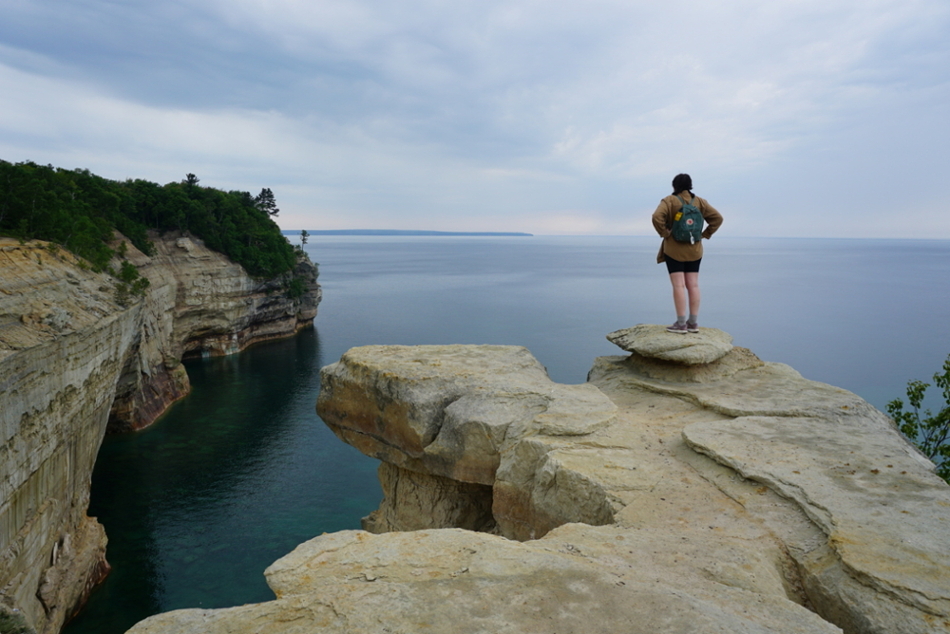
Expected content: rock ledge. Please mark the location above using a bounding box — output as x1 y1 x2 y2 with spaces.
607 323 734 364
127 328 950 634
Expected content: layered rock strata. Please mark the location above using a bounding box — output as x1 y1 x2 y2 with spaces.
0 239 134 634
0 235 319 634
317 344 618 538
128 326 949 633
109 232 321 432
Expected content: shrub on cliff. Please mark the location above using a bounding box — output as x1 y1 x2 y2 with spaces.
113 260 151 307
0 160 297 280
887 354 950 483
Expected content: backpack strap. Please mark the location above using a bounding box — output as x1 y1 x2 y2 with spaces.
672 196 684 226
675 194 698 206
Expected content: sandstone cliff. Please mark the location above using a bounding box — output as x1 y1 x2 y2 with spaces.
109 231 321 432
128 326 949 634
0 234 320 634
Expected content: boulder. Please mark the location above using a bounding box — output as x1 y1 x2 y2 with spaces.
618 346 765 383
607 323 733 364
317 345 617 489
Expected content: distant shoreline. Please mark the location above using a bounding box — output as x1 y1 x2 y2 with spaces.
282 229 533 237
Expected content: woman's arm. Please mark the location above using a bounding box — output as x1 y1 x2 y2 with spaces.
652 198 673 238
700 199 723 239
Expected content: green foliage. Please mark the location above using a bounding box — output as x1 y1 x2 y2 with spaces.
0 601 37 634
0 162 117 269
254 187 279 217
286 276 306 299
887 354 950 483
118 260 140 284
113 260 150 307
0 160 297 279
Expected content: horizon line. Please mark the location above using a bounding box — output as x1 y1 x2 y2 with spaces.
280 230 949 241
282 229 533 237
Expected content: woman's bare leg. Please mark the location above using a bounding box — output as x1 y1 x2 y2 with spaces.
685 272 701 317
669 272 687 318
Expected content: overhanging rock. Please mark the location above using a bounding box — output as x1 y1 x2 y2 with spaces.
317 344 620 537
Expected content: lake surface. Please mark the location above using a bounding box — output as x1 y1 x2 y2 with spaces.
65 235 950 634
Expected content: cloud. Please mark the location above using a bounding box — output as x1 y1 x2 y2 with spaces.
1 0 948 235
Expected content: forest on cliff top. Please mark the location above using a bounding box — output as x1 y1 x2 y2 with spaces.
0 160 296 279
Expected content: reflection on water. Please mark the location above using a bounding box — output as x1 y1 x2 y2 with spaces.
64 328 381 634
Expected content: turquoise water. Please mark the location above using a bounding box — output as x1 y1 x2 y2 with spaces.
65 236 950 634
64 329 381 634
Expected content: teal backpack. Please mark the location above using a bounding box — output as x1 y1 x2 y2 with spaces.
671 195 704 244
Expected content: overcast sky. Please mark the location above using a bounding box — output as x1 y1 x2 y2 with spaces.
1 0 948 236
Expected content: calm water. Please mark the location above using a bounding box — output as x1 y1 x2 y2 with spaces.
64 329 381 634
65 236 950 634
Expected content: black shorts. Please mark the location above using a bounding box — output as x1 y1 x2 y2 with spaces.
665 256 702 274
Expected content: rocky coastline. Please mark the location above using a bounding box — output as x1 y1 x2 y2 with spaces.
0 233 320 634
128 325 949 634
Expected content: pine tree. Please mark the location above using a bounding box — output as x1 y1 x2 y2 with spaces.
254 188 279 217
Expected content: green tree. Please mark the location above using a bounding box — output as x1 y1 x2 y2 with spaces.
887 354 950 483
300 229 309 246
254 188 279 217
114 260 150 306
0 160 298 280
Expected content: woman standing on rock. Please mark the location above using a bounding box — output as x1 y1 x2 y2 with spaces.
652 173 723 334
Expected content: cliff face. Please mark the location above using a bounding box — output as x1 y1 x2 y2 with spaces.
0 234 320 634
109 231 321 432
130 327 949 634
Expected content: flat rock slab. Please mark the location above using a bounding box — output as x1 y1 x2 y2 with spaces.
127 528 841 634
607 324 733 365
683 415 950 622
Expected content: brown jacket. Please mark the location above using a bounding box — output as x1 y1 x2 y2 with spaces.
652 192 723 263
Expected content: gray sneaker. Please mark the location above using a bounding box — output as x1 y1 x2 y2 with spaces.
687 322 699 333
667 322 688 334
